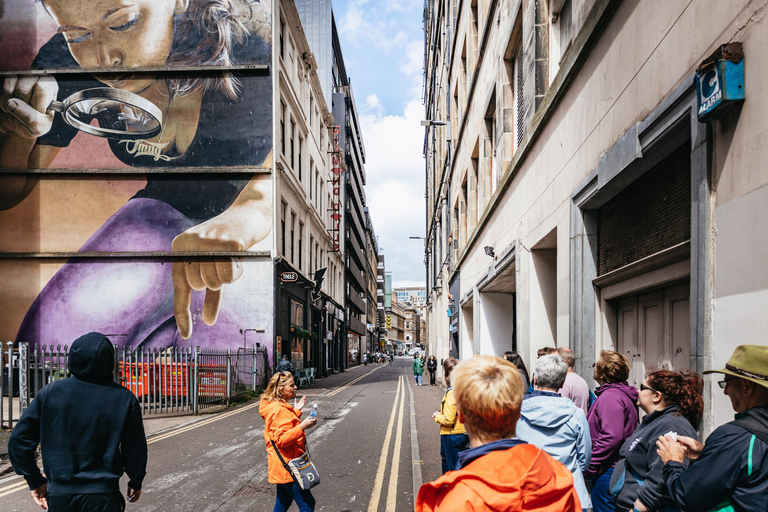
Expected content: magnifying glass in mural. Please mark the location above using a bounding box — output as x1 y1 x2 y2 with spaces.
46 88 163 140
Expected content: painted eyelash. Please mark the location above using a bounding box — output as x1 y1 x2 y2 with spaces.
110 14 141 32
66 33 90 44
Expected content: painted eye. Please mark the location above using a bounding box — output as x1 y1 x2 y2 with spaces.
110 14 140 32
66 33 90 44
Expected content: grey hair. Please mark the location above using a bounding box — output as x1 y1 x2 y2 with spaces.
534 354 568 390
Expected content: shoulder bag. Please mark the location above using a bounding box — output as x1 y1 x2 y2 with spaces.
270 438 321 490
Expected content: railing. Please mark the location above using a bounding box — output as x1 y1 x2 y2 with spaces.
1 342 269 428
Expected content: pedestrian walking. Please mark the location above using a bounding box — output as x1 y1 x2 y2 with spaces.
8 332 147 511
427 355 438 386
413 353 424 386
610 370 703 512
585 350 639 512
276 354 294 373
516 354 592 510
432 357 470 473
557 347 591 414
503 351 531 393
656 345 768 512
260 371 318 512
416 355 581 511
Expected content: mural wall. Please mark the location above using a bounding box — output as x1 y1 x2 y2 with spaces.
0 0 275 352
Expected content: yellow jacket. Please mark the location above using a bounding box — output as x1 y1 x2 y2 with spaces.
434 388 466 435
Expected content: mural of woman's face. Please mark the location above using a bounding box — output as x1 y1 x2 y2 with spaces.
44 0 185 94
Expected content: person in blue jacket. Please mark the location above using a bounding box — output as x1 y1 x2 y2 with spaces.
516 354 592 510
8 332 147 511
656 345 768 512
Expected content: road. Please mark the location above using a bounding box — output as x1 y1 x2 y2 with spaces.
1 356 445 511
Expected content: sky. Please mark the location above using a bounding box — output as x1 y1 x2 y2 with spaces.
332 0 427 288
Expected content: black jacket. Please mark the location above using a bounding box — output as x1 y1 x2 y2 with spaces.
663 406 768 512
8 333 147 494
611 406 698 510
427 359 438 372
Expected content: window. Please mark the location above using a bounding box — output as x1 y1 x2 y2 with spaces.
290 119 295 169
309 96 314 128
309 158 314 202
309 235 314 273
281 200 287 255
559 0 573 56
280 17 285 61
298 136 303 181
299 222 304 270
280 102 286 155
290 211 296 263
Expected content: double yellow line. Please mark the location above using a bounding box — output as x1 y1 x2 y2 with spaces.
0 478 28 498
321 365 382 397
368 375 406 512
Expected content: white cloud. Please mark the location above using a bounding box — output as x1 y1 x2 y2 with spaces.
362 99 427 286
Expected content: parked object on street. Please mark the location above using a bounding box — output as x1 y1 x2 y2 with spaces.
586 350 639 512
610 370 702 512
416 355 581 511
260 370 318 511
656 345 768 512
431 357 470 474
517 354 592 510
8 332 147 510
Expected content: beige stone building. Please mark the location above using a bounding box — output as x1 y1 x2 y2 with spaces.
423 0 767 432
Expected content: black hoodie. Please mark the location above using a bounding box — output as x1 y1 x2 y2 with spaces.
8 333 147 494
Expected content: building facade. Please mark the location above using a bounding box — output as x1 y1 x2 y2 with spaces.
423 0 768 433
0 0 378 381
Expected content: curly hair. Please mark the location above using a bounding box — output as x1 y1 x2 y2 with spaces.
261 370 293 402
647 369 704 426
595 350 630 383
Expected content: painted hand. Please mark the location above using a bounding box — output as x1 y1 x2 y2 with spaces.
0 76 58 140
172 174 271 339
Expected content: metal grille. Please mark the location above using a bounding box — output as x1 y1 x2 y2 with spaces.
598 143 691 275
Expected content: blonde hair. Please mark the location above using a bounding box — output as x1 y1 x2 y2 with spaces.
452 355 523 442
261 371 294 402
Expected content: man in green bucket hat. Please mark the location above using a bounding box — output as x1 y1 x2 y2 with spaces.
656 345 768 512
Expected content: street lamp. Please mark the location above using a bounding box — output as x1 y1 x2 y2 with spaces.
420 120 447 126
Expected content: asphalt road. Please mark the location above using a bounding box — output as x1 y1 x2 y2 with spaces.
0 356 438 512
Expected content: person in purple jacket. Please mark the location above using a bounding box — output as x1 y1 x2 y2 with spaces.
586 350 639 512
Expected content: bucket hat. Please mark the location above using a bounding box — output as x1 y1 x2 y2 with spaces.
703 345 768 389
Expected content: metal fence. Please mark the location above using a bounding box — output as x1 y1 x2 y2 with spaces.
1 342 269 428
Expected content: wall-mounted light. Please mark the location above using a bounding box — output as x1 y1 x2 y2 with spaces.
484 246 495 258
420 120 447 127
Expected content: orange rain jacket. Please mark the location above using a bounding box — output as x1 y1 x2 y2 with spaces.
416 443 581 512
259 398 307 484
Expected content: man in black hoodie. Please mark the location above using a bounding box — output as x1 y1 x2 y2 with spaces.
8 332 147 511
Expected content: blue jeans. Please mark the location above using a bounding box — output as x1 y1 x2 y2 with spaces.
415 374 422 385
273 482 315 512
441 433 470 474
591 467 615 512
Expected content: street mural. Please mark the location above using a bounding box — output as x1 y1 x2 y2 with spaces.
0 0 275 352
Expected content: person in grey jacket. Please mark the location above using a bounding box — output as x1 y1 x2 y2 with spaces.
516 354 591 510
610 370 702 512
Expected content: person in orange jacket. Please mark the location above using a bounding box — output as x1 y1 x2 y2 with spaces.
416 355 582 512
260 370 318 511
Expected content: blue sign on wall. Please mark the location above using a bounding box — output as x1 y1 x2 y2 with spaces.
696 43 745 122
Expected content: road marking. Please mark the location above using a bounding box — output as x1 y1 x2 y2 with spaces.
367 375 402 512
406 376 423 501
323 366 383 397
0 480 28 497
148 401 260 445
385 375 406 512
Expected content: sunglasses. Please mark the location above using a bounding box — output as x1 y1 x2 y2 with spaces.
718 378 738 389
640 383 659 393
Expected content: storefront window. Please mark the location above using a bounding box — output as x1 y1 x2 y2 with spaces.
347 332 360 365
291 300 305 368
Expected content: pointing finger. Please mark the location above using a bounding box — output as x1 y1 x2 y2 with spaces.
202 288 222 326
200 260 223 291
172 261 193 339
184 260 206 291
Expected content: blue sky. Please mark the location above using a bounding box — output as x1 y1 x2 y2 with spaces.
332 0 427 287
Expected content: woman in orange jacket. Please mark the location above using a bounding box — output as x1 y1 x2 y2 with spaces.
259 371 318 512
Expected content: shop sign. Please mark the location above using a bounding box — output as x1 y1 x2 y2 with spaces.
329 126 343 252
696 43 745 122
281 271 298 282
